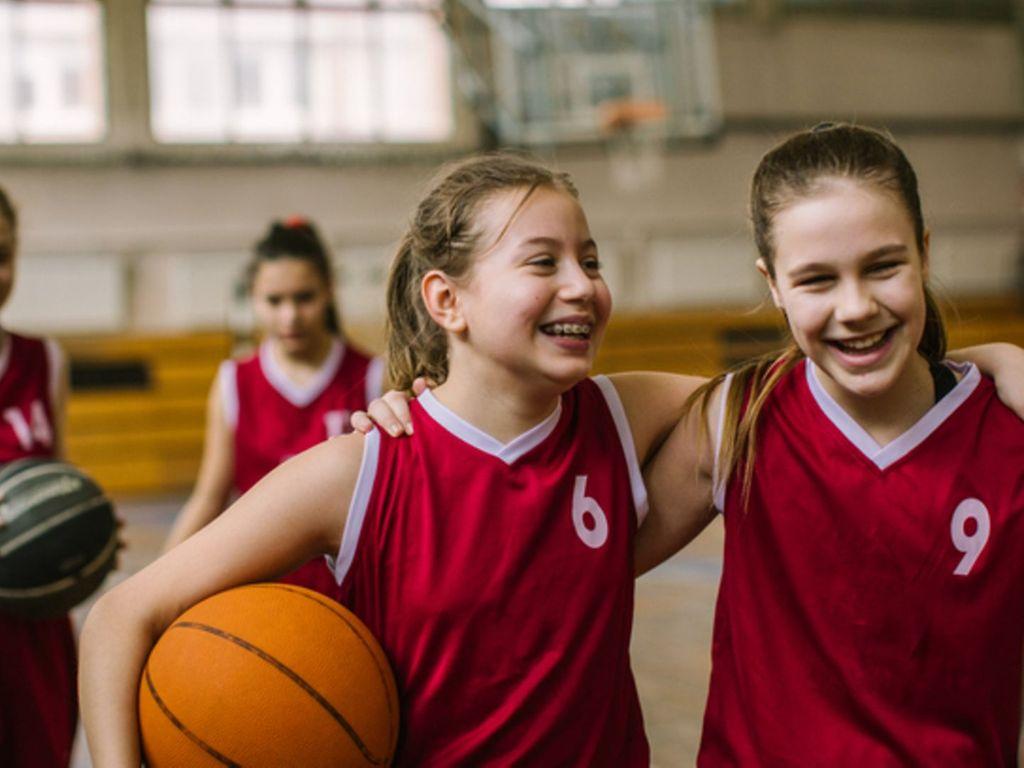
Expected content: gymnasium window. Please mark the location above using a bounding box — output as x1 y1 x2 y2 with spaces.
0 0 106 144
146 0 454 144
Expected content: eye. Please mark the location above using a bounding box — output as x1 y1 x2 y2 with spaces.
527 254 556 269
581 255 602 273
295 290 317 303
265 295 283 306
867 261 901 276
795 274 833 288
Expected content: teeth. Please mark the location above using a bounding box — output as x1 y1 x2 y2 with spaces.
546 323 591 337
837 331 886 350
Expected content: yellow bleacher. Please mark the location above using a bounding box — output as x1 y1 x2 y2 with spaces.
62 296 1024 498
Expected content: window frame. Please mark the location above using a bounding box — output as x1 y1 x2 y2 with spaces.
0 0 472 167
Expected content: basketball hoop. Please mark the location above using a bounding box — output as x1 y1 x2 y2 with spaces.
598 99 669 194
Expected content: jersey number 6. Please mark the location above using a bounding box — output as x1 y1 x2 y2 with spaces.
572 475 609 549
950 498 990 576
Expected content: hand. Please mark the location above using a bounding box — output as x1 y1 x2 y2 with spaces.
351 377 431 436
949 342 1024 420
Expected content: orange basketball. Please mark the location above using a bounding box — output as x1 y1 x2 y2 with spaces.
138 583 399 767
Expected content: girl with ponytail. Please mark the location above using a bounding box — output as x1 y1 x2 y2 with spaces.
82 154 708 765
163 217 383 601
643 123 1024 764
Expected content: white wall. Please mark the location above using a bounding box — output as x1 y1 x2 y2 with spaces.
2 11 1022 335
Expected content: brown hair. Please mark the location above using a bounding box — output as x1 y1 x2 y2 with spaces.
0 185 17 232
384 153 577 391
248 217 342 335
691 123 946 503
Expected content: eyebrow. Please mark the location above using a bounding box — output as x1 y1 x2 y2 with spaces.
786 243 908 279
519 237 598 249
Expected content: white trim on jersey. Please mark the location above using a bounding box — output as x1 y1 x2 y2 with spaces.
365 356 385 403
330 428 380 586
712 373 733 512
44 338 63 413
417 388 562 466
259 339 344 408
592 375 649 525
0 332 10 381
805 359 982 470
218 360 239 430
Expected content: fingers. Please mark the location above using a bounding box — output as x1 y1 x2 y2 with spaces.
374 391 414 436
350 410 375 434
411 377 433 396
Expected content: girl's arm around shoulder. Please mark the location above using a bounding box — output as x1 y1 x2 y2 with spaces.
79 431 368 768
604 371 707 466
949 343 1024 419
634 381 723 576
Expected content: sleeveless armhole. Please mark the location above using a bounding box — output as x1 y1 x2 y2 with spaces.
592 375 649 526
329 428 380 586
365 356 385 403
218 360 239 430
712 373 734 513
43 338 64 413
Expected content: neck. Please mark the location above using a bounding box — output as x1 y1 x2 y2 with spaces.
268 334 336 379
432 361 565 444
818 353 934 447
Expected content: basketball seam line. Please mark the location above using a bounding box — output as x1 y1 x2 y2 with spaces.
250 583 398 747
143 668 240 768
0 529 118 598
0 462 88 504
173 620 390 765
0 494 110 557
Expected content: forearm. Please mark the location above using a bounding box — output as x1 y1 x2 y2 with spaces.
79 588 159 767
163 495 224 552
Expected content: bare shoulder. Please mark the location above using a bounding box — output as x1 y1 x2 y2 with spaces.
604 371 708 465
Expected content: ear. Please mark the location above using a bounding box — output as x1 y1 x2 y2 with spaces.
920 229 930 281
421 270 467 333
756 258 783 310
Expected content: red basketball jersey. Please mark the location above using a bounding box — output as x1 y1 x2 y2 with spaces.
0 332 59 463
0 331 77 768
223 339 382 493
222 339 382 597
700 360 1024 767
334 377 649 766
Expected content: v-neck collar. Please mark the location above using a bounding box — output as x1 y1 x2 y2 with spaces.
259 339 344 408
417 388 562 466
805 359 980 470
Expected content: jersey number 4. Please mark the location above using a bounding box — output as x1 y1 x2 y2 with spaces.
3 400 53 451
950 498 990 576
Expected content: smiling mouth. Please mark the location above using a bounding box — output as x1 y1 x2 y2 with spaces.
827 327 895 354
539 322 593 340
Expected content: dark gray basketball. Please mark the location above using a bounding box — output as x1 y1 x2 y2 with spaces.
0 458 118 618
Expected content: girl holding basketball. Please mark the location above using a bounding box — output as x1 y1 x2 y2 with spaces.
638 123 1024 764
80 154 706 766
80 150 1024 766
0 186 77 767
163 218 383 598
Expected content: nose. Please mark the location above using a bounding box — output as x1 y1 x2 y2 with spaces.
833 278 877 324
558 258 597 303
279 300 299 327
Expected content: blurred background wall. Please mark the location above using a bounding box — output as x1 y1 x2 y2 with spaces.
1 0 1022 494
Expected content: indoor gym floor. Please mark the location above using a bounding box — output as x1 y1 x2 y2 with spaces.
70 496 725 768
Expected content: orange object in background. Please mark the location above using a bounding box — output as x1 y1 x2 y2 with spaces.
138 583 399 767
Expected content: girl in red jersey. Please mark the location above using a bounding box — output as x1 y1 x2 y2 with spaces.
0 186 77 767
80 155 712 767
163 218 383 598
640 123 1024 765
